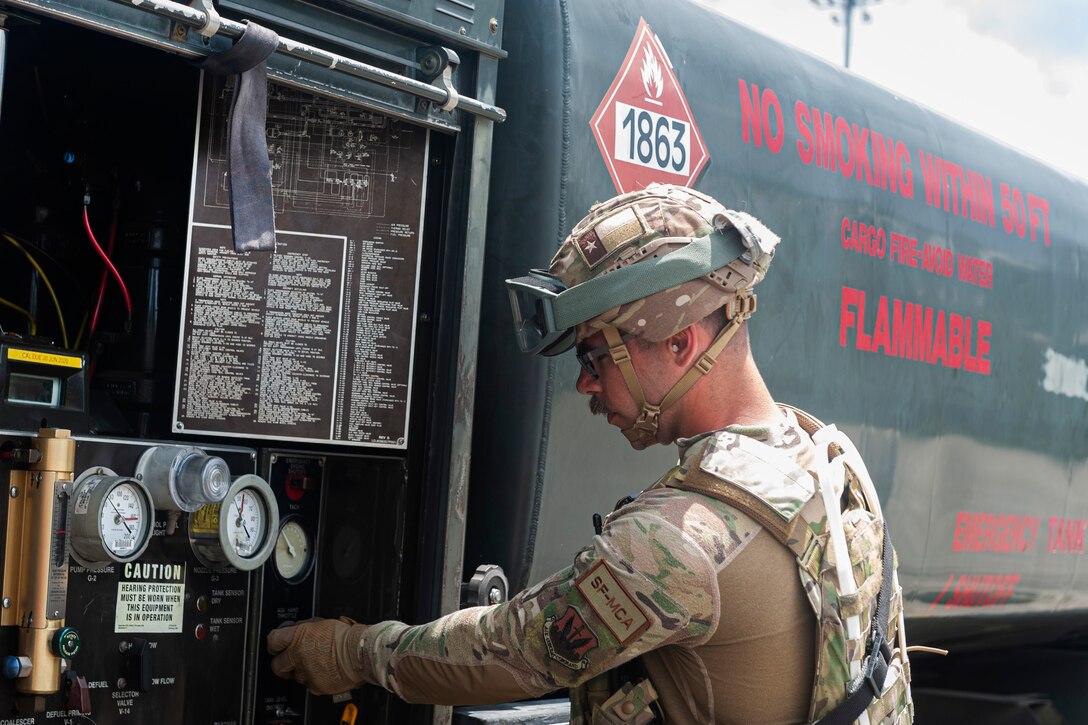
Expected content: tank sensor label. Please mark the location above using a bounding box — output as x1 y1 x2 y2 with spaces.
115 562 187 633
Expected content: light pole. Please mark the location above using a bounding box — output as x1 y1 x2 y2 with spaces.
811 0 880 68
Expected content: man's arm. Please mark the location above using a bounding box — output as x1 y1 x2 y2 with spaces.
268 506 717 704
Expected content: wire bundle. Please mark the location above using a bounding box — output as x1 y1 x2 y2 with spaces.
1 197 134 350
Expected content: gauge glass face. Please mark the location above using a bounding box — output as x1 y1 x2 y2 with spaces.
274 519 313 582
99 483 146 557
225 488 265 558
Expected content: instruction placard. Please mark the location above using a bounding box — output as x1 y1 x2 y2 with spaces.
115 562 187 633
176 75 429 449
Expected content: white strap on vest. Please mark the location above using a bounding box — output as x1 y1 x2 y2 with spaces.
811 424 902 725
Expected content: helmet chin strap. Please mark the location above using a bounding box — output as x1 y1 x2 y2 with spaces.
602 292 757 450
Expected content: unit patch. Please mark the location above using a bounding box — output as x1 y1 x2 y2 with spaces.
575 560 650 644
575 207 645 268
544 606 598 670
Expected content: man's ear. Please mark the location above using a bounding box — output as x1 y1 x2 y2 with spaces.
667 325 703 367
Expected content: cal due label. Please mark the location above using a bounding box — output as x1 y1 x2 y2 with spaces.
590 17 709 194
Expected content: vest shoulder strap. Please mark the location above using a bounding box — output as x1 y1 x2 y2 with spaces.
666 429 817 547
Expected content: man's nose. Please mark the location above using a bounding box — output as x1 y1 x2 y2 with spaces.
576 365 599 395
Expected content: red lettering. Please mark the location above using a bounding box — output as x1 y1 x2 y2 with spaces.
964 317 978 373
1000 182 1027 238
811 107 838 171
795 101 813 165
896 141 914 198
1027 193 1051 246
739 80 763 147
976 321 991 375
855 288 872 351
929 574 955 609
947 313 963 368
950 512 1041 553
852 124 872 184
872 296 890 354
953 512 969 551
739 80 784 154
836 116 853 178
919 150 995 229
928 310 946 366
842 288 991 375
762 88 784 154
1048 518 1088 553
840 286 859 347
791 103 914 199
935 573 1020 608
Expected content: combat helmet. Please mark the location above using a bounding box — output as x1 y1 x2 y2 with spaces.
506 184 778 449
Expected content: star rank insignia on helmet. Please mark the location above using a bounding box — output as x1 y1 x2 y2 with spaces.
574 206 647 268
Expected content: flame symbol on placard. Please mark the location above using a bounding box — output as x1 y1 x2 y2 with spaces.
640 46 664 100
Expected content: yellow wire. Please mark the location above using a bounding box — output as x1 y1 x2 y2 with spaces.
0 296 37 335
72 310 90 351
2 233 69 348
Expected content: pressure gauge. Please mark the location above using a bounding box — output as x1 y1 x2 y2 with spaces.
273 518 314 583
70 468 154 567
189 474 278 571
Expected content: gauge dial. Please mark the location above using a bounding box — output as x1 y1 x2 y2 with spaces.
226 488 265 559
188 474 279 571
99 482 147 558
274 518 313 583
70 469 155 567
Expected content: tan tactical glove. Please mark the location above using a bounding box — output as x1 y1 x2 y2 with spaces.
266 617 369 695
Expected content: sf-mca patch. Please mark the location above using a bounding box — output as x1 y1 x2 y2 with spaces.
544 606 599 670
575 560 650 645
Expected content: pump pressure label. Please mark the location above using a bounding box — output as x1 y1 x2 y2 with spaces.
115 562 186 633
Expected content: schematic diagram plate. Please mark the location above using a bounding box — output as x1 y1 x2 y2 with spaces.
174 74 428 448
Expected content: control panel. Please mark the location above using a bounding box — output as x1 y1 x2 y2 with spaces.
0 430 275 723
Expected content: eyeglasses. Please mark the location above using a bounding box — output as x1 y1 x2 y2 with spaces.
576 333 634 378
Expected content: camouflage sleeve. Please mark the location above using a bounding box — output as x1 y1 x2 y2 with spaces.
357 503 720 705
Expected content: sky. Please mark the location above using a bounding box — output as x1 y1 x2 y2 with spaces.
695 0 1088 182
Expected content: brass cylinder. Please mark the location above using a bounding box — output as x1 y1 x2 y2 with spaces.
17 624 63 694
8 429 75 694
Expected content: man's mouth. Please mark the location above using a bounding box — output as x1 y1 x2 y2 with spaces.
589 396 608 417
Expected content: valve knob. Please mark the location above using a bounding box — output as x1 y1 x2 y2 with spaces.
52 627 81 658
2 655 32 679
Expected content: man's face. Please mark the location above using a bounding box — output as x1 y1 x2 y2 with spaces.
574 331 669 432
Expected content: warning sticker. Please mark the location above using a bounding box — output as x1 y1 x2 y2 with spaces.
589 17 709 194
115 562 186 633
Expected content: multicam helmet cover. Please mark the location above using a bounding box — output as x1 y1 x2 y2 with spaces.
549 184 779 343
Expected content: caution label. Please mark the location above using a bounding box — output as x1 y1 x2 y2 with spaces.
115 562 186 633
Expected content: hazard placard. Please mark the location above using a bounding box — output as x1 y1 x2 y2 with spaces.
591 18 710 194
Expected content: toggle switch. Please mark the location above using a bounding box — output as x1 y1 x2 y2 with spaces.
120 638 153 692
64 671 92 714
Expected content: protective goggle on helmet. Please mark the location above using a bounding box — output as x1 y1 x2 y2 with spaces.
506 228 749 356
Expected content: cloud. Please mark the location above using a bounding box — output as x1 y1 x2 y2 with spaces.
949 0 1088 95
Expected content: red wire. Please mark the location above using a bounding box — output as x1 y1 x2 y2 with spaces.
88 208 117 335
82 204 132 318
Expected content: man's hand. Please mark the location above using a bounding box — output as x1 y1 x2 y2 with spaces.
266 617 369 695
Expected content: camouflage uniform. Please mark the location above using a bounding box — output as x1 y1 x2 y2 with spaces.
358 408 822 723
282 185 913 723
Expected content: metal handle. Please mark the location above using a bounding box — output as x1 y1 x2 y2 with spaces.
105 0 505 122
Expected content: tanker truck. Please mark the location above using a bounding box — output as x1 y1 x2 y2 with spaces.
0 0 1083 723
